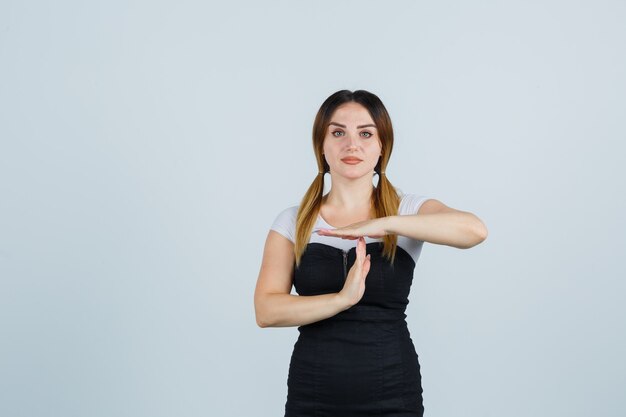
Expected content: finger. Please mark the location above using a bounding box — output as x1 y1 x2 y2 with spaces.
358 237 367 261
354 238 362 263
363 254 371 276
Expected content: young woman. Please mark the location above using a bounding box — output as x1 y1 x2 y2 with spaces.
254 89 488 417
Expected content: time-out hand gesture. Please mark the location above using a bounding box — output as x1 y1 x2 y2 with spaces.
338 237 372 308
316 217 389 240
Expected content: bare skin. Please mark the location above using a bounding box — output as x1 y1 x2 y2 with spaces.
254 102 487 328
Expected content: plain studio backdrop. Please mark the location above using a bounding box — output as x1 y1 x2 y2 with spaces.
1 1 624 416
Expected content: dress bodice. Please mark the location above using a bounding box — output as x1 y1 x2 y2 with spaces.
294 241 416 324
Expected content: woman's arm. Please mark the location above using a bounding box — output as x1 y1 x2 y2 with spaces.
254 230 352 328
384 199 488 249
256 293 349 328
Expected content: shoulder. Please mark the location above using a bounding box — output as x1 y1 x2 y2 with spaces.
399 192 468 215
398 192 434 215
273 205 298 221
269 205 299 243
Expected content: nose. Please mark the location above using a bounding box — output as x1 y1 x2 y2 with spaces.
345 132 359 150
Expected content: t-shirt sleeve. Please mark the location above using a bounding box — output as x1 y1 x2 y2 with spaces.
399 193 432 215
269 206 298 243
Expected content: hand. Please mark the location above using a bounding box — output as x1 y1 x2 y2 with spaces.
316 217 390 240
337 237 371 308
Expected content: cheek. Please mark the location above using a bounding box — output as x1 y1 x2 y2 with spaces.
321 140 330 155
323 141 339 155
367 141 382 154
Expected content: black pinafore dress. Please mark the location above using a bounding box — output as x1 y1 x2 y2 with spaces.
284 241 424 417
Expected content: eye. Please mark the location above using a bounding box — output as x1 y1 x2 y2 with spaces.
361 131 373 138
332 131 344 137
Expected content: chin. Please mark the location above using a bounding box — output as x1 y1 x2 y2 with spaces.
338 170 373 179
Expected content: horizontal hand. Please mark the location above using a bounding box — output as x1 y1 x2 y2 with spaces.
315 217 390 240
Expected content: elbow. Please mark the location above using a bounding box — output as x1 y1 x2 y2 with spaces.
459 219 488 249
256 310 274 328
254 298 273 328
475 222 488 243
255 307 268 328
469 221 488 248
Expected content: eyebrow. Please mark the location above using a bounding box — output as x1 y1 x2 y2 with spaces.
329 122 377 129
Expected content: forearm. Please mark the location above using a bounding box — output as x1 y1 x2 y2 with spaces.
256 292 350 328
384 213 487 249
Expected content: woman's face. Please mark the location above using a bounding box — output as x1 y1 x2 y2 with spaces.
322 102 382 180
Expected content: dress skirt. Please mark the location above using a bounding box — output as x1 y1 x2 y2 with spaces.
285 317 424 417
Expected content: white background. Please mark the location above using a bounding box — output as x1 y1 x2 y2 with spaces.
1 1 624 416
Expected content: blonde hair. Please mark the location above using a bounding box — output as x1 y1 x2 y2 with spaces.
294 90 402 268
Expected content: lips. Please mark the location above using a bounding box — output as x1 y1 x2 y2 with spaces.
341 157 363 162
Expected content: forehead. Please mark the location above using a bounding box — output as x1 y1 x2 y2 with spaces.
329 102 374 126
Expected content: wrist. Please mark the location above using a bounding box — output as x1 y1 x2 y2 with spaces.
334 292 352 311
383 215 398 235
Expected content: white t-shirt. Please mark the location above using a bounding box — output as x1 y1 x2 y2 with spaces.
269 193 431 265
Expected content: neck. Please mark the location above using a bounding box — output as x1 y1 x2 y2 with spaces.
323 172 376 210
